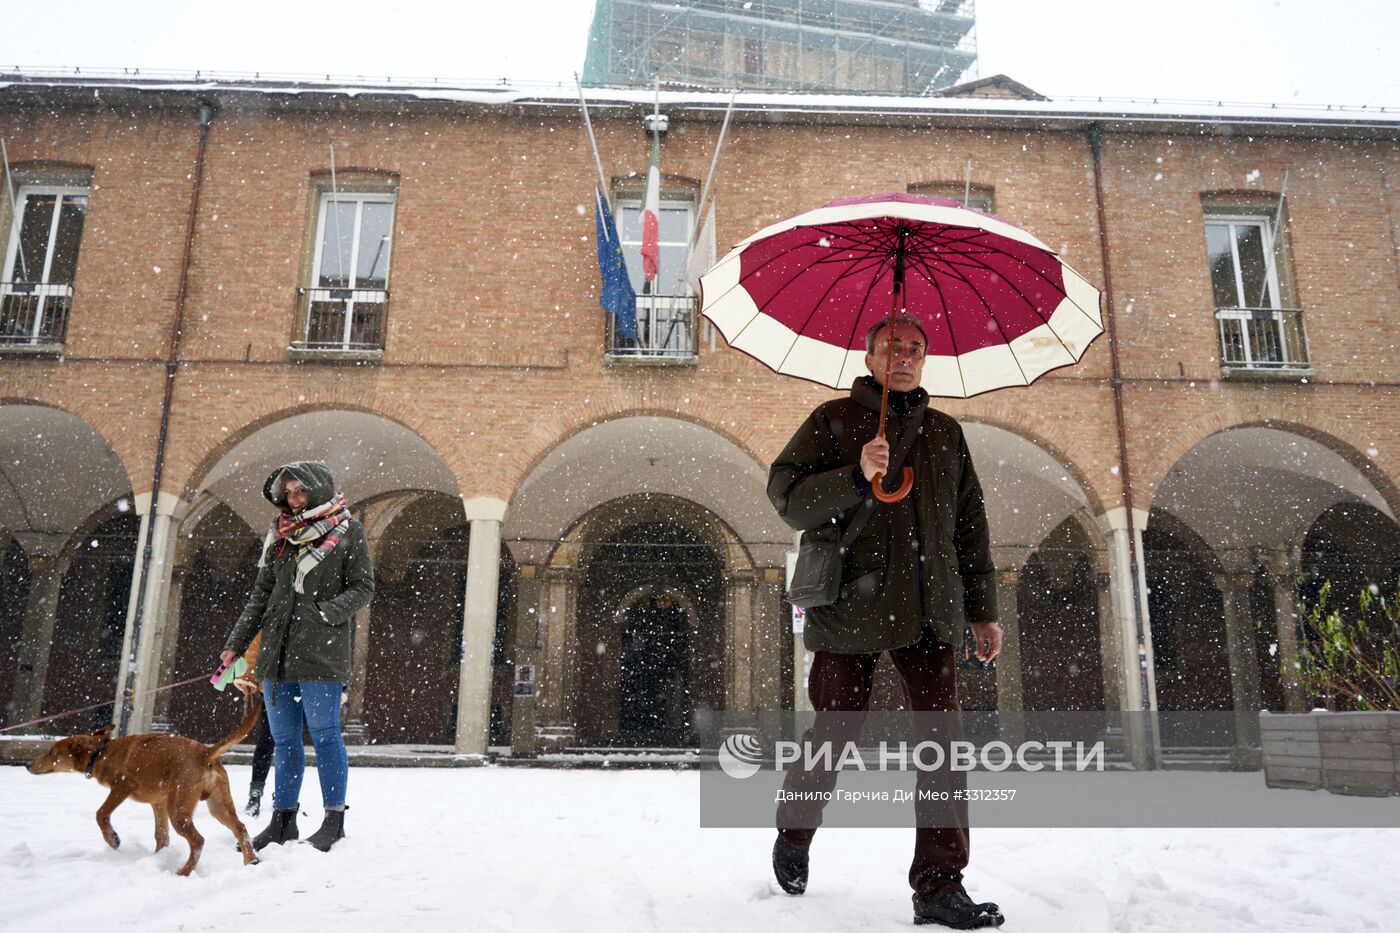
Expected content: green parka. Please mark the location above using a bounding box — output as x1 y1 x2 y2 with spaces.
223 461 374 683
768 377 996 653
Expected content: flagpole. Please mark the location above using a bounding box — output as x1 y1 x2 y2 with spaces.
690 87 738 252
1256 168 1290 307
0 136 28 280
573 72 610 195
963 157 973 207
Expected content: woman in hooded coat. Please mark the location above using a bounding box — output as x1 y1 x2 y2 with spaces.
219 461 374 852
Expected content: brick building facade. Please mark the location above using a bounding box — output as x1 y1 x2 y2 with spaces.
1 75 1397 763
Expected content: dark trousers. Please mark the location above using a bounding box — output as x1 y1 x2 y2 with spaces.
777 630 969 906
249 707 275 790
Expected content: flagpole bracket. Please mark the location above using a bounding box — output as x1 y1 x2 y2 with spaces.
645 113 669 139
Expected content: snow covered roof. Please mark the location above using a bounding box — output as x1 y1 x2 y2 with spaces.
2 68 1398 135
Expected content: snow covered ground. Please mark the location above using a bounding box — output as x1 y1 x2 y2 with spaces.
4 764 1398 932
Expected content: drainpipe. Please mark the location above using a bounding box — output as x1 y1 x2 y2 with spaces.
1087 123 1157 768
116 98 216 736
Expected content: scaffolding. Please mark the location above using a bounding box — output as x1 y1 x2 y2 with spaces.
582 0 977 96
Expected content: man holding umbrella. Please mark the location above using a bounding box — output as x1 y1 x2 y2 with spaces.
766 313 1005 929
702 192 1103 927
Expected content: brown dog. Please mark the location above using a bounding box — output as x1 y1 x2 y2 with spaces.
27 699 264 876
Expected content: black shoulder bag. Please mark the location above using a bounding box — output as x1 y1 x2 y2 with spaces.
787 403 927 610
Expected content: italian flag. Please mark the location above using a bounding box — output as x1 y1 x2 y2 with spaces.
641 129 661 284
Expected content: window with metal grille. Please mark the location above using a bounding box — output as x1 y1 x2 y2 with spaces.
1 184 87 347
296 188 395 353
1203 212 1308 371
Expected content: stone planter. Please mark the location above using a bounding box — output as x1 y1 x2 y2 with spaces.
1260 711 1400 796
1259 711 1322 790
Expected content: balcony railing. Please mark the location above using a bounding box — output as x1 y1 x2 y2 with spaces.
0 281 72 347
293 286 387 352
606 294 697 361
1215 306 1309 371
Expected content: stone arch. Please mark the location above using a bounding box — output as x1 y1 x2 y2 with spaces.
570 498 729 748
1296 502 1400 710
612 582 703 629
1151 416 1399 523
508 408 770 513
957 415 1111 524
160 501 261 741
153 408 464 740
362 491 472 746
175 402 460 517
0 402 137 731
1017 516 1107 712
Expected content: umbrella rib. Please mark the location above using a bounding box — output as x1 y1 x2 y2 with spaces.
922 229 1100 330
910 241 1089 368
902 253 968 397
905 251 1033 388
837 252 897 388
705 240 880 341
773 252 899 377
728 250 890 349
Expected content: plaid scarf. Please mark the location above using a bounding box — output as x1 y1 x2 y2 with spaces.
258 493 350 593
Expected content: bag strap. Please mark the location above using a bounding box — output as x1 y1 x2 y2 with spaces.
838 398 929 547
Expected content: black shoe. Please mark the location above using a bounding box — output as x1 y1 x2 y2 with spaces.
914 890 1004 929
772 835 809 895
245 786 263 819
305 808 345 852
251 809 299 851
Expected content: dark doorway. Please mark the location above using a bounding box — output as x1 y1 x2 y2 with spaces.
577 514 724 748
1018 548 1104 712
0 538 30 726
366 520 469 746
168 506 260 741
46 512 138 731
1144 513 1233 747
617 594 690 746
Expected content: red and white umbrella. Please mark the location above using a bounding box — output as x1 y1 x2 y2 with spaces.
699 192 1103 399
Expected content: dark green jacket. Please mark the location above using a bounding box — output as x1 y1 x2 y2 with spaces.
223 462 374 683
768 377 996 653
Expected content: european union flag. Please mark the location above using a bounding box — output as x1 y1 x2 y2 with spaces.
595 186 636 340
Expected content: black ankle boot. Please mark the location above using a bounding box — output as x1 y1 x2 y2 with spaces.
306 808 346 852
772 835 809 895
252 809 299 851
914 890 1004 929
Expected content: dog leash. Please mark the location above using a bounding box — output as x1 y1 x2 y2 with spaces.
0 673 211 734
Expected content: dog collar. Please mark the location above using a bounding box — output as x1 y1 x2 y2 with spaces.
84 736 111 780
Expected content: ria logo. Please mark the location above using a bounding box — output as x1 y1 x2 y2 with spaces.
717 732 765 779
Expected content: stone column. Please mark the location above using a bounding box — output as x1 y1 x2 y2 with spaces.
1220 571 1264 765
1101 507 1159 769
149 564 188 732
9 554 69 726
1261 548 1308 713
510 564 544 757
343 605 372 743
993 568 1025 745
537 558 580 747
1095 571 1123 713
750 567 785 713
453 497 507 756
118 492 186 735
725 568 756 713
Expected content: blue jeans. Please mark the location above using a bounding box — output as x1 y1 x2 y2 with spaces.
262 680 348 811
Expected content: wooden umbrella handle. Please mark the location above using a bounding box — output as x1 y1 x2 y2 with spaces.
872 467 914 503
871 237 913 504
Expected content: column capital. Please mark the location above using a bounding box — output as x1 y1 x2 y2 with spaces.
1098 507 1151 534
132 491 189 519
462 496 508 523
